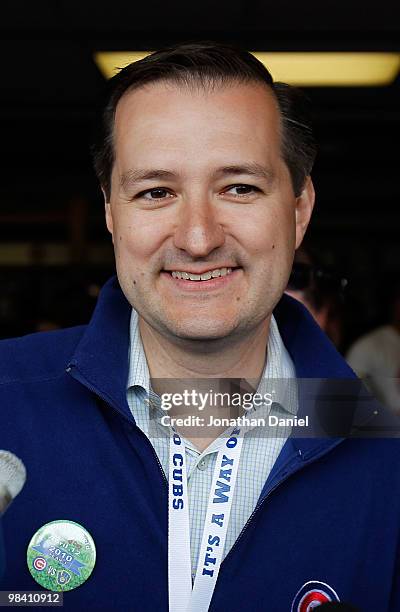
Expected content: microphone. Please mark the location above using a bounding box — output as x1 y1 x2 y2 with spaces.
0 450 26 515
0 450 27 582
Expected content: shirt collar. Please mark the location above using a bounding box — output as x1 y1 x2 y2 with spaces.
259 314 297 415
127 308 297 415
127 310 151 394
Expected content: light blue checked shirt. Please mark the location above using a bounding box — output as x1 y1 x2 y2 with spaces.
126 308 297 578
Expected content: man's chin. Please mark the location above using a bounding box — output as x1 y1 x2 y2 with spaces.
160 318 239 343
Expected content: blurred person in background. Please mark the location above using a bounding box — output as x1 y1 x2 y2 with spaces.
346 284 400 413
285 245 347 350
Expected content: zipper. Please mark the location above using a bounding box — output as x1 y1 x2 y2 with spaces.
221 462 303 566
222 441 342 566
134 425 169 486
66 364 168 487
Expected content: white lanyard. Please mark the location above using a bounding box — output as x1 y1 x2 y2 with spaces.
168 427 244 612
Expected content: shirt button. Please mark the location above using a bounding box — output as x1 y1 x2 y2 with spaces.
197 457 209 471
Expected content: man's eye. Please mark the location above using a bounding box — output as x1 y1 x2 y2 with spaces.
223 184 259 196
140 188 172 200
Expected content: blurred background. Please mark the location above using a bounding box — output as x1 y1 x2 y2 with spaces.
0 0 399 356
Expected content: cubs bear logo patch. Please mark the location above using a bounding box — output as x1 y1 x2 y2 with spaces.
291 580 340 611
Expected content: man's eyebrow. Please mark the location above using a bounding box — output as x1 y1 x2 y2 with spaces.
120 168 177 189
214 163 275 183
119 163 275 190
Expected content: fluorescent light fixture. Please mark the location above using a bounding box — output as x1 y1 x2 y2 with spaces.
94 51 400 86
254 52 400 86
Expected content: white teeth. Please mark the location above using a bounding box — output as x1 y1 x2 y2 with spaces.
170 267 233 281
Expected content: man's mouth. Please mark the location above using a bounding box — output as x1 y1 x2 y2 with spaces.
170 267 233 281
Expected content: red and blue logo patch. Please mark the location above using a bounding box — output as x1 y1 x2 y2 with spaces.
291 581 340 611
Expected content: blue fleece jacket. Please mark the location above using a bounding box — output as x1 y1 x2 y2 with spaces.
0 277 399 611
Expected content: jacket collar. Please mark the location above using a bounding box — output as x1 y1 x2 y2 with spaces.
272 293 356 461
68 276 132 418
273 292 354 379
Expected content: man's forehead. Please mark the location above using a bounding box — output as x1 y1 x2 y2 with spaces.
111 79 284 188
114 78 280 127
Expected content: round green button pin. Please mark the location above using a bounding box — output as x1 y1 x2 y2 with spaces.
27 520 96 591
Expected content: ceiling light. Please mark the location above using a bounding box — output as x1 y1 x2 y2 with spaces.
94 51 400 87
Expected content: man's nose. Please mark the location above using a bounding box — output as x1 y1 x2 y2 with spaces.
173 197 225 257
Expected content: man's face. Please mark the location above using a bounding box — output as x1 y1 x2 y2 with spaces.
105 80 314 343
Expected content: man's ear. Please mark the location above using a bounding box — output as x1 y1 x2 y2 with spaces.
103 188 114 240
295 176 315 249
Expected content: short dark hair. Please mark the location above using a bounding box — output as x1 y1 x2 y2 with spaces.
92 41 317 200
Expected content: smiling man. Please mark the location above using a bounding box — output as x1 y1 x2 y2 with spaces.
106 79 313 348
1 42 400 611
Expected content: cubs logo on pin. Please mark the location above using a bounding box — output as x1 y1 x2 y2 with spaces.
27 520 96 592
32 557 47 572
291 580 340 611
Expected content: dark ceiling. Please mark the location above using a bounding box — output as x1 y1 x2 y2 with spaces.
1 1 399 244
